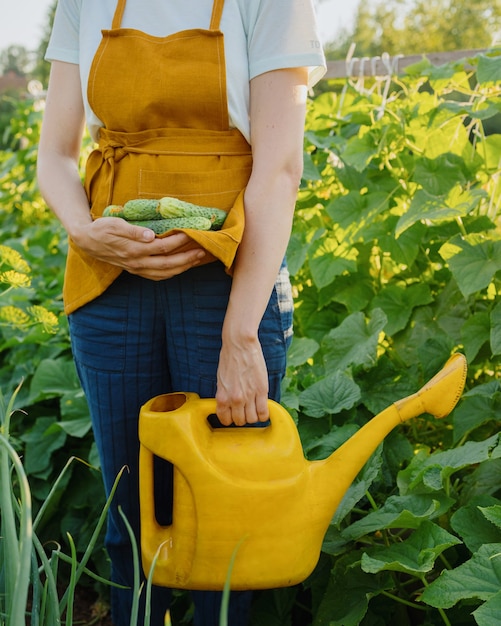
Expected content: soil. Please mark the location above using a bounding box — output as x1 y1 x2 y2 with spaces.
69 586 113 625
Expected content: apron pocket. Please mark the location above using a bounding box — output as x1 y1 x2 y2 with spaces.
138 166 252 210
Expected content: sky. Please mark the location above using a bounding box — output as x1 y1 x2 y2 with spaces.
1 0 360 52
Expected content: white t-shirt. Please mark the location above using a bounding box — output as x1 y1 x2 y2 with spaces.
46 0 327 142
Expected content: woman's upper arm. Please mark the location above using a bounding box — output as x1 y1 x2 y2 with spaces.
39 61 86 162
248 67 309 177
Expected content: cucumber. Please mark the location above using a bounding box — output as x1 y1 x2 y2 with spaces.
129 216 213 235
123 199 161 221
158 197 227 229
102 205 125 218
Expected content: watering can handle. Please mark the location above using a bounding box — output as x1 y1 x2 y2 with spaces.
188 396 295 434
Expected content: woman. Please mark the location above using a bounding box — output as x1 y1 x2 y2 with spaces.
37 0 326 624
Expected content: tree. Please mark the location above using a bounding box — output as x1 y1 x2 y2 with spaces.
32 1 57 86
0 45 33 76
325 0 501 60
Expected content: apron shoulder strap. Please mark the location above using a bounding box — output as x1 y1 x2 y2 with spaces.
111 0 127 29
210 0 225 30
111 0 224 32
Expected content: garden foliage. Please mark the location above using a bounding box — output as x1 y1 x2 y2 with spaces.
1 50 500 625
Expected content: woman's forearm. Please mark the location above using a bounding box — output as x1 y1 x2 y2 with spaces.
37 150 93 238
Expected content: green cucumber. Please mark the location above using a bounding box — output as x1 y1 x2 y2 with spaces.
129 216 213 235
158 197 227 229
123 199 161 221
102 205 125 218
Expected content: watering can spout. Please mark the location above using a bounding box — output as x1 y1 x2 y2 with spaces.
138 353 467 591
309 352 468 524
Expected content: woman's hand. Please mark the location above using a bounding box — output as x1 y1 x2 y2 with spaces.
72 216 207 280
216 332 269 426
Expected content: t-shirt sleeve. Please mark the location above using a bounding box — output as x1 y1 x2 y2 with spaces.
245 0 326 87
45 0 81 64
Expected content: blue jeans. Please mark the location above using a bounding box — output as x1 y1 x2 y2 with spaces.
68 262 293 626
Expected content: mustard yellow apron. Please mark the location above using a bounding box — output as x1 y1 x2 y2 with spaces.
64 0 252 314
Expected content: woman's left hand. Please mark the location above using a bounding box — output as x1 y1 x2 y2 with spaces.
216 333 269 426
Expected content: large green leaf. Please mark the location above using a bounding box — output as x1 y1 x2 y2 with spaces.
19 417 67 477
421 543 501 609
477 54 501 85
398 434 501 493
439 234 501 298
396 187 485 237
341 133 378 172
309 237 358 289
286 336 319 368
327 190 389 235
299 370 361 417
370 282 433 336
322 309 387 373
450 497 501 553
452 382 501 443
313 551 393 626
413 153 469 196
361 521 461 575
474 591 501 626
461 311 491 363
341 493 455 541
28 358 80 402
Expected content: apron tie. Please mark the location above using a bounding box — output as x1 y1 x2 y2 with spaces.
99 143 128 207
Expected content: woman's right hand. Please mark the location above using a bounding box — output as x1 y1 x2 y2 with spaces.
72 216 207 280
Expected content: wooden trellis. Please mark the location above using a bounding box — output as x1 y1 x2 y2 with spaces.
323 47 487 80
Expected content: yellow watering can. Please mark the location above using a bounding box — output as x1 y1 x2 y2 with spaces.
139 353 467 591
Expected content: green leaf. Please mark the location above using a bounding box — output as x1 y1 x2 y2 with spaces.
491 300 501 356
302 151 322 181
460 311 490 363
341 493 455 541
413 153 468 196
286 337 319 367
28 358 80 402
304 423 360 460
313 551 393 626
361 521 461 575
396 187 485 237
439 234 501 298
309 238 358 289
480 505 501 532
333 445 383 526
299 370 361 417
473 590 501 626
20 416 67 476
329 275 375 313
370 283 433 336
398 434 501 493
286 230 309 276
322 309 387 373
450 497 501 553
452 383 501 443
341 134 378 172
421 543 501 609
55 417 92 438
327 190 389 233
477 54 501 85
479 134 501 171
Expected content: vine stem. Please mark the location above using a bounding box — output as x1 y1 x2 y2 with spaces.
420 575 452 626
380 590 425 611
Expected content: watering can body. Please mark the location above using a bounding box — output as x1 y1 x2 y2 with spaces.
139 353 467 590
